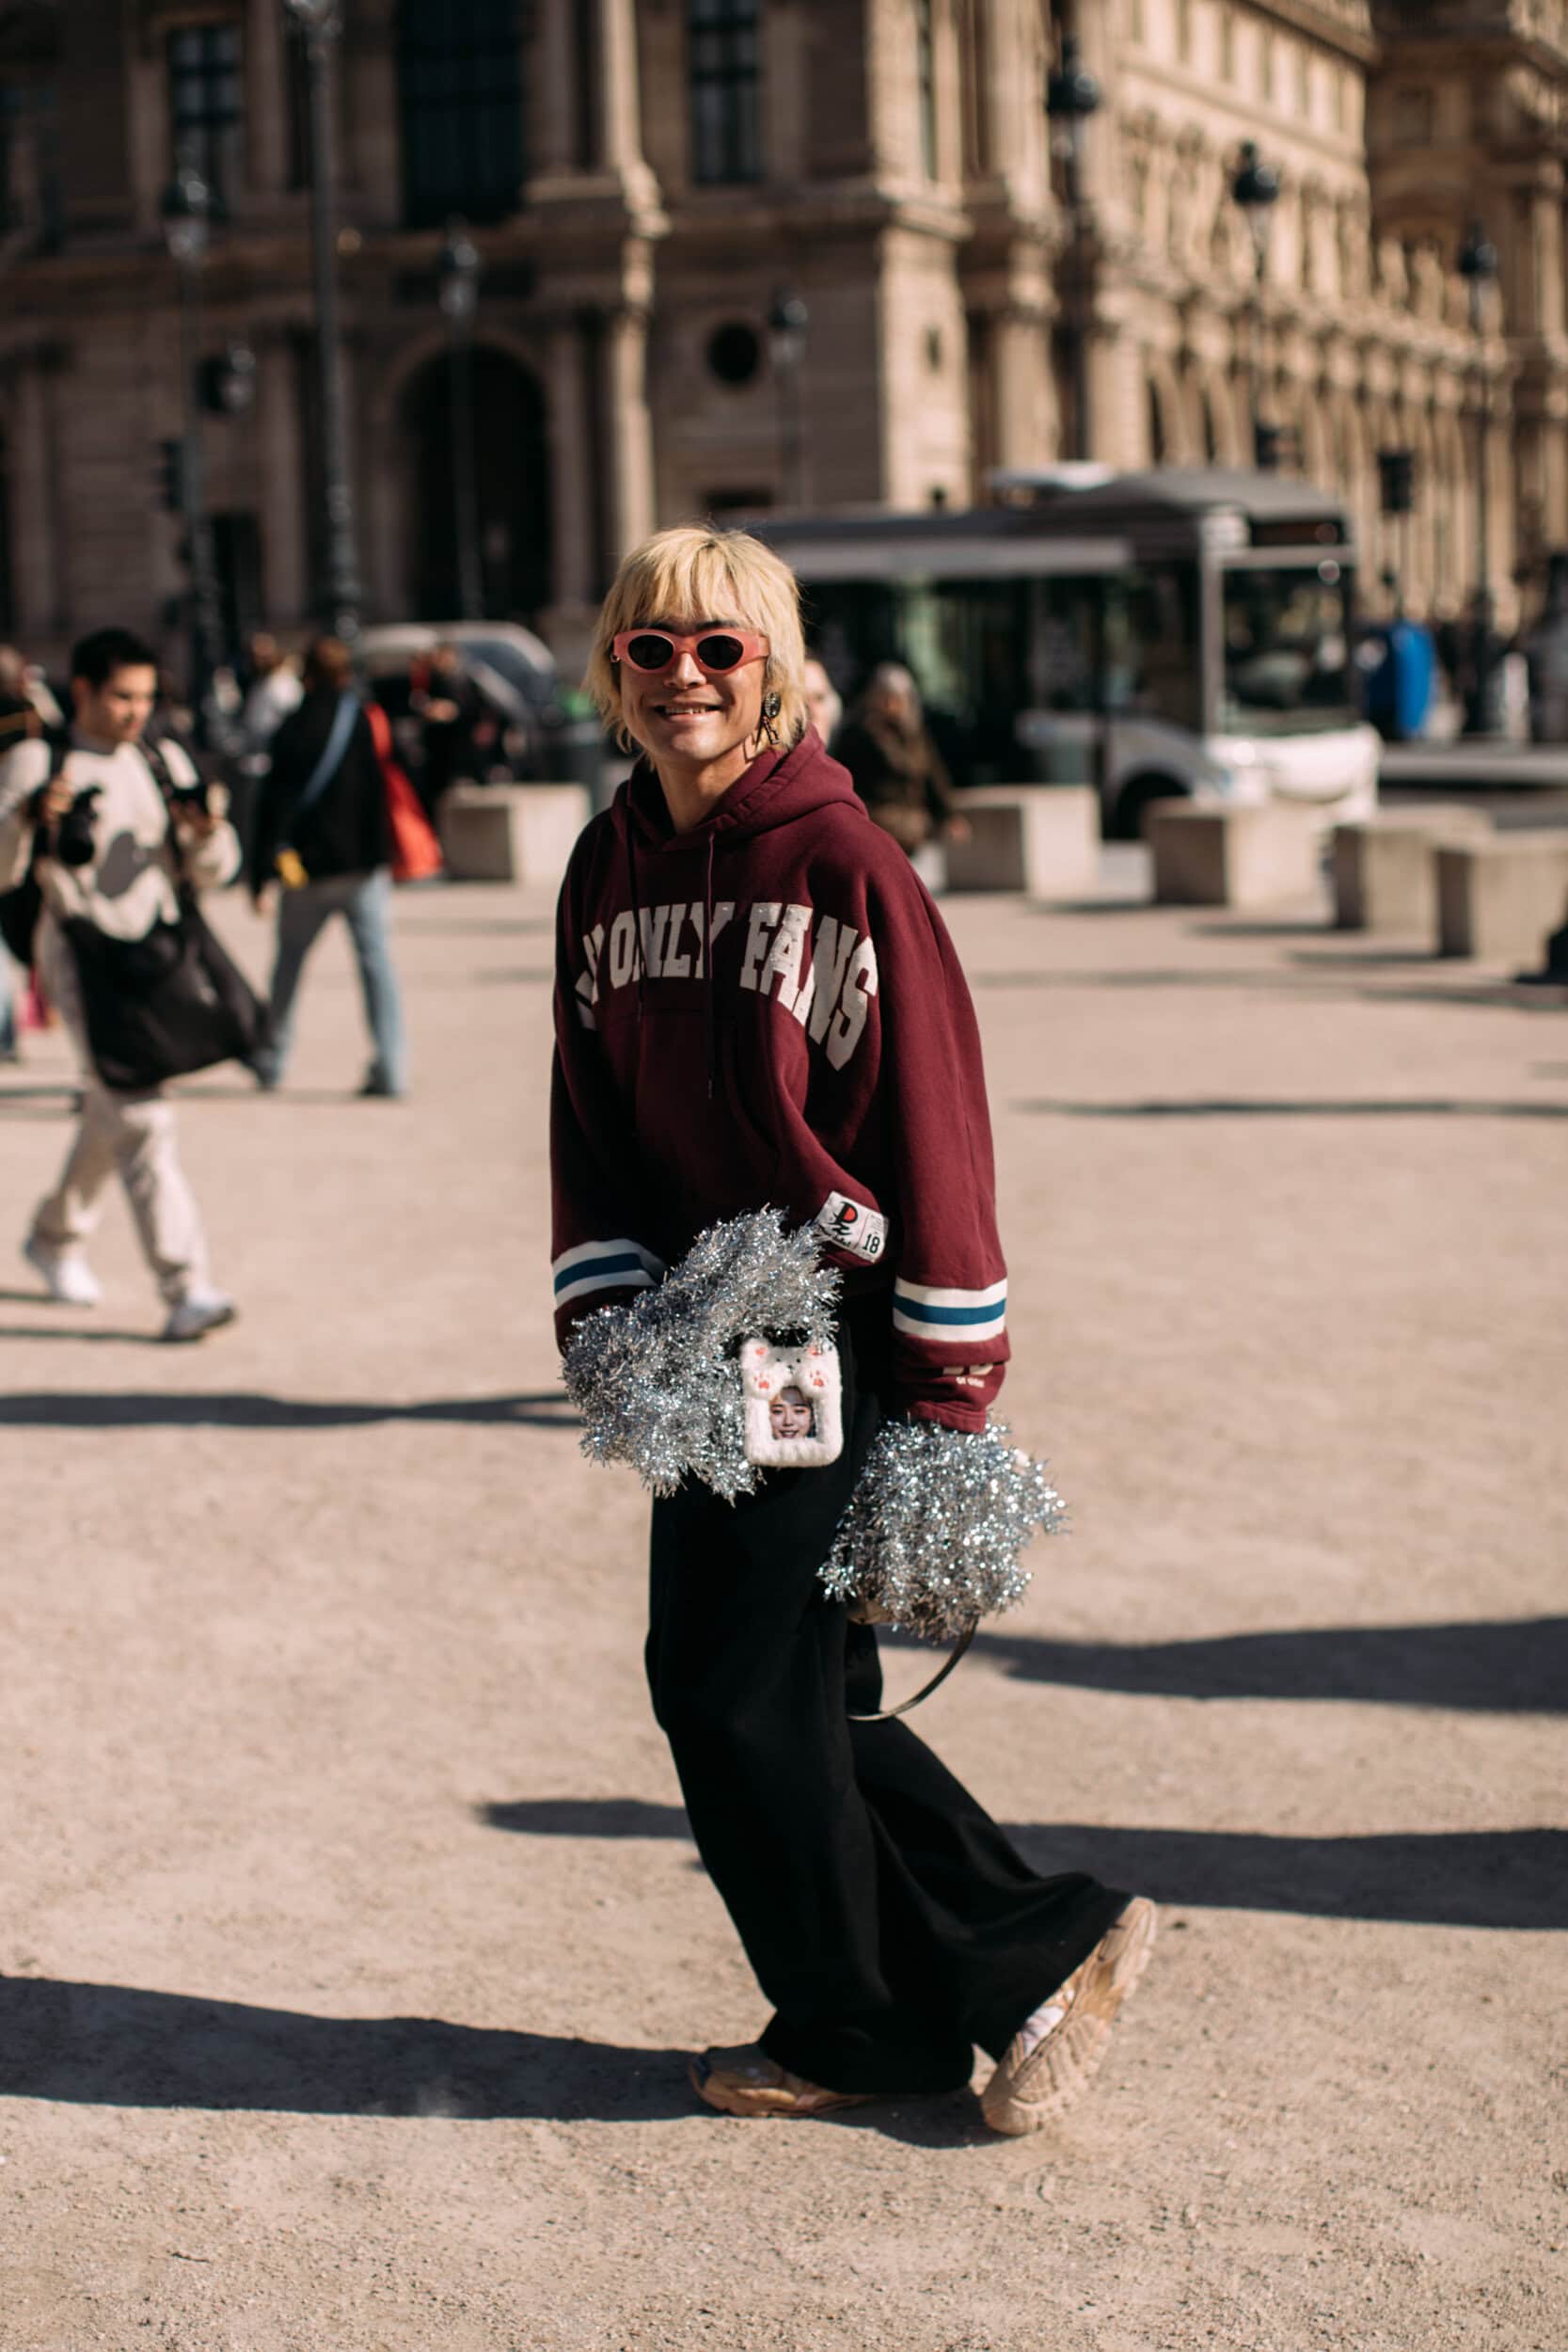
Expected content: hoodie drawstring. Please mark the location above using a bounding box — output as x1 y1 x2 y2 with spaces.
625 820 646 1020
704 832 717 1101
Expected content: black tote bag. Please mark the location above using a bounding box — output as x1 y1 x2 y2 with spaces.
64 892 265 1092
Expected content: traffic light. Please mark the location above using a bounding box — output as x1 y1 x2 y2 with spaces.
199 340 257 417
1377 447 1417 515
154 438 188 515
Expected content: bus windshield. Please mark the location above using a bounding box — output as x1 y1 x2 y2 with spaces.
1220 564 1355 736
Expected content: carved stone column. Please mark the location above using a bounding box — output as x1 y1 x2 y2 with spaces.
254 331 309 628
603 298 657 560
545 314 598 620
7 352 62 641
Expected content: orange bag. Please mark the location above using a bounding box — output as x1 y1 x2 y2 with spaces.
367 699 442 884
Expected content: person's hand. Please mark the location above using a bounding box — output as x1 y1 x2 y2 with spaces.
424 697 460 723
251 883 277 917
174 803 222 841
944 814 973 844
33 775 74 826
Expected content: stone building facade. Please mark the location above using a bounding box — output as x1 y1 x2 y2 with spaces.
0 0 1563 675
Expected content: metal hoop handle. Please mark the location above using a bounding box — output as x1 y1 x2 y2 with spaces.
847 1617 977 1724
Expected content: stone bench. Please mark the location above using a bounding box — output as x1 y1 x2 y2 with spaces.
1331 807 1494 934
1435 833 1568 961
1148 803 1321 908
943 786 1100 900
437 782 591 885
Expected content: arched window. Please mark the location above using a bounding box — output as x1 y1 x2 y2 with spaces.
398 0 523 230
167 24 243 218
689 0 761 185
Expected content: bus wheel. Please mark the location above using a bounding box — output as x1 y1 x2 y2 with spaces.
1111 774 1188 841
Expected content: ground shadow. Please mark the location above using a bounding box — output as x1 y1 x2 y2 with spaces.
480 1801 1566 1931
973 1619 1568 1715
0 1390 578 1430
1188 920 1331 940
0 1979 690 2120
1014 1095 1568 1119
0 1327 160 1346
180 1085 364 1105
974 966 1325 993
1002 1826 1568 1932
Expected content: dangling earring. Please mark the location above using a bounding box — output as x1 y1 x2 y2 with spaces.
758 689 783 748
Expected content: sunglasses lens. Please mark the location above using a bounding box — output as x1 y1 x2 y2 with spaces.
695 634 747 672
625 633 675 670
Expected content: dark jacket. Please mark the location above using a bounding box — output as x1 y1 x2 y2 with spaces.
835 712 956 851
249 690 391 888
549 727 1009 1432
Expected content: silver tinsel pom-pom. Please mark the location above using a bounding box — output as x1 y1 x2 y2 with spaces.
819 1420 1065 1645
562 1209 841 1501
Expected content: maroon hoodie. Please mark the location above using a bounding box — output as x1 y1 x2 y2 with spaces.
549 728 1009 1432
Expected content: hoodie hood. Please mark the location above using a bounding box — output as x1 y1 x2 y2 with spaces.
614 726 862 856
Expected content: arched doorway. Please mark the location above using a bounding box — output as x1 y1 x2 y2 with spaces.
399 344 550 622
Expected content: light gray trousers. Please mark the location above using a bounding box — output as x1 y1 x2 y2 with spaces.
29 922 211 1303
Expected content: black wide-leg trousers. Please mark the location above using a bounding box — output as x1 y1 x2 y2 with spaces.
645 1307 1128 2097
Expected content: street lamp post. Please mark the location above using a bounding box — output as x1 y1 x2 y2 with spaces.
161 163 228 748
438 221 483 620
283 0 362 646
1046 33 1101 463
1458 218 1503 736
767 291 809 508
1230 139 1281 470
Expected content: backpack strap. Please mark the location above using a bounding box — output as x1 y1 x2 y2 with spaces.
282 691 360 846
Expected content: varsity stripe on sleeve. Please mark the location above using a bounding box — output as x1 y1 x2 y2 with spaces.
552 1237 665 1310
891 1276 1007 1347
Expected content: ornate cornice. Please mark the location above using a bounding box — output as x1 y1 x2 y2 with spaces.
1260 0 1378 65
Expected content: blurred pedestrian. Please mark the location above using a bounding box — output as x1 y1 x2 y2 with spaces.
0 648 43 1059
801 656 843 748
553 524 1154 2133
241 633 303 755
410 640 489 816
835 662 970 857
248 635 407 1099
0 627 244 1340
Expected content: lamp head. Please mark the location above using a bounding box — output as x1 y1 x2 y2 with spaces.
438 221 482 323
767 291 809 372
160 163 211 268
1231 139 1280 265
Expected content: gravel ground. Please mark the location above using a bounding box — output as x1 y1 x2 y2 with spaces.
1 870 1563 2352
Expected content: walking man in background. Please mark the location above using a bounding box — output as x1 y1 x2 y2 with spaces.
0 627 243 1341
248 636 407 1099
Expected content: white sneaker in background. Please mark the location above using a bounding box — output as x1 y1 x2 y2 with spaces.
22 1235 103 1307
160 1291 238 1344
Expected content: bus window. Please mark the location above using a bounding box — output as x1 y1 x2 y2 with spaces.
1034 579 1099 712
1220 564 1354 734
1101 564 1202 729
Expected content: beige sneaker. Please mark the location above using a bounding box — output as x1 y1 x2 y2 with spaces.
689 2044 877 2120
981 1896 1158 2136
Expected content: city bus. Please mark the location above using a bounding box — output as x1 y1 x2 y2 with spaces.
755 467 1380 838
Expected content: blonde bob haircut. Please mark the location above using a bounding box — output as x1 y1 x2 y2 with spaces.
584 524 809 756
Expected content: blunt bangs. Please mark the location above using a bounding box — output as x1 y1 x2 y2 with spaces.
585 525 810 755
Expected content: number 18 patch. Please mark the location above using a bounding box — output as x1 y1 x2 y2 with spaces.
816 1191 887 1263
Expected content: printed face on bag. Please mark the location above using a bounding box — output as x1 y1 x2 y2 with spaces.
71 663 157 747
613 616 768 770
768 1386 815 1441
